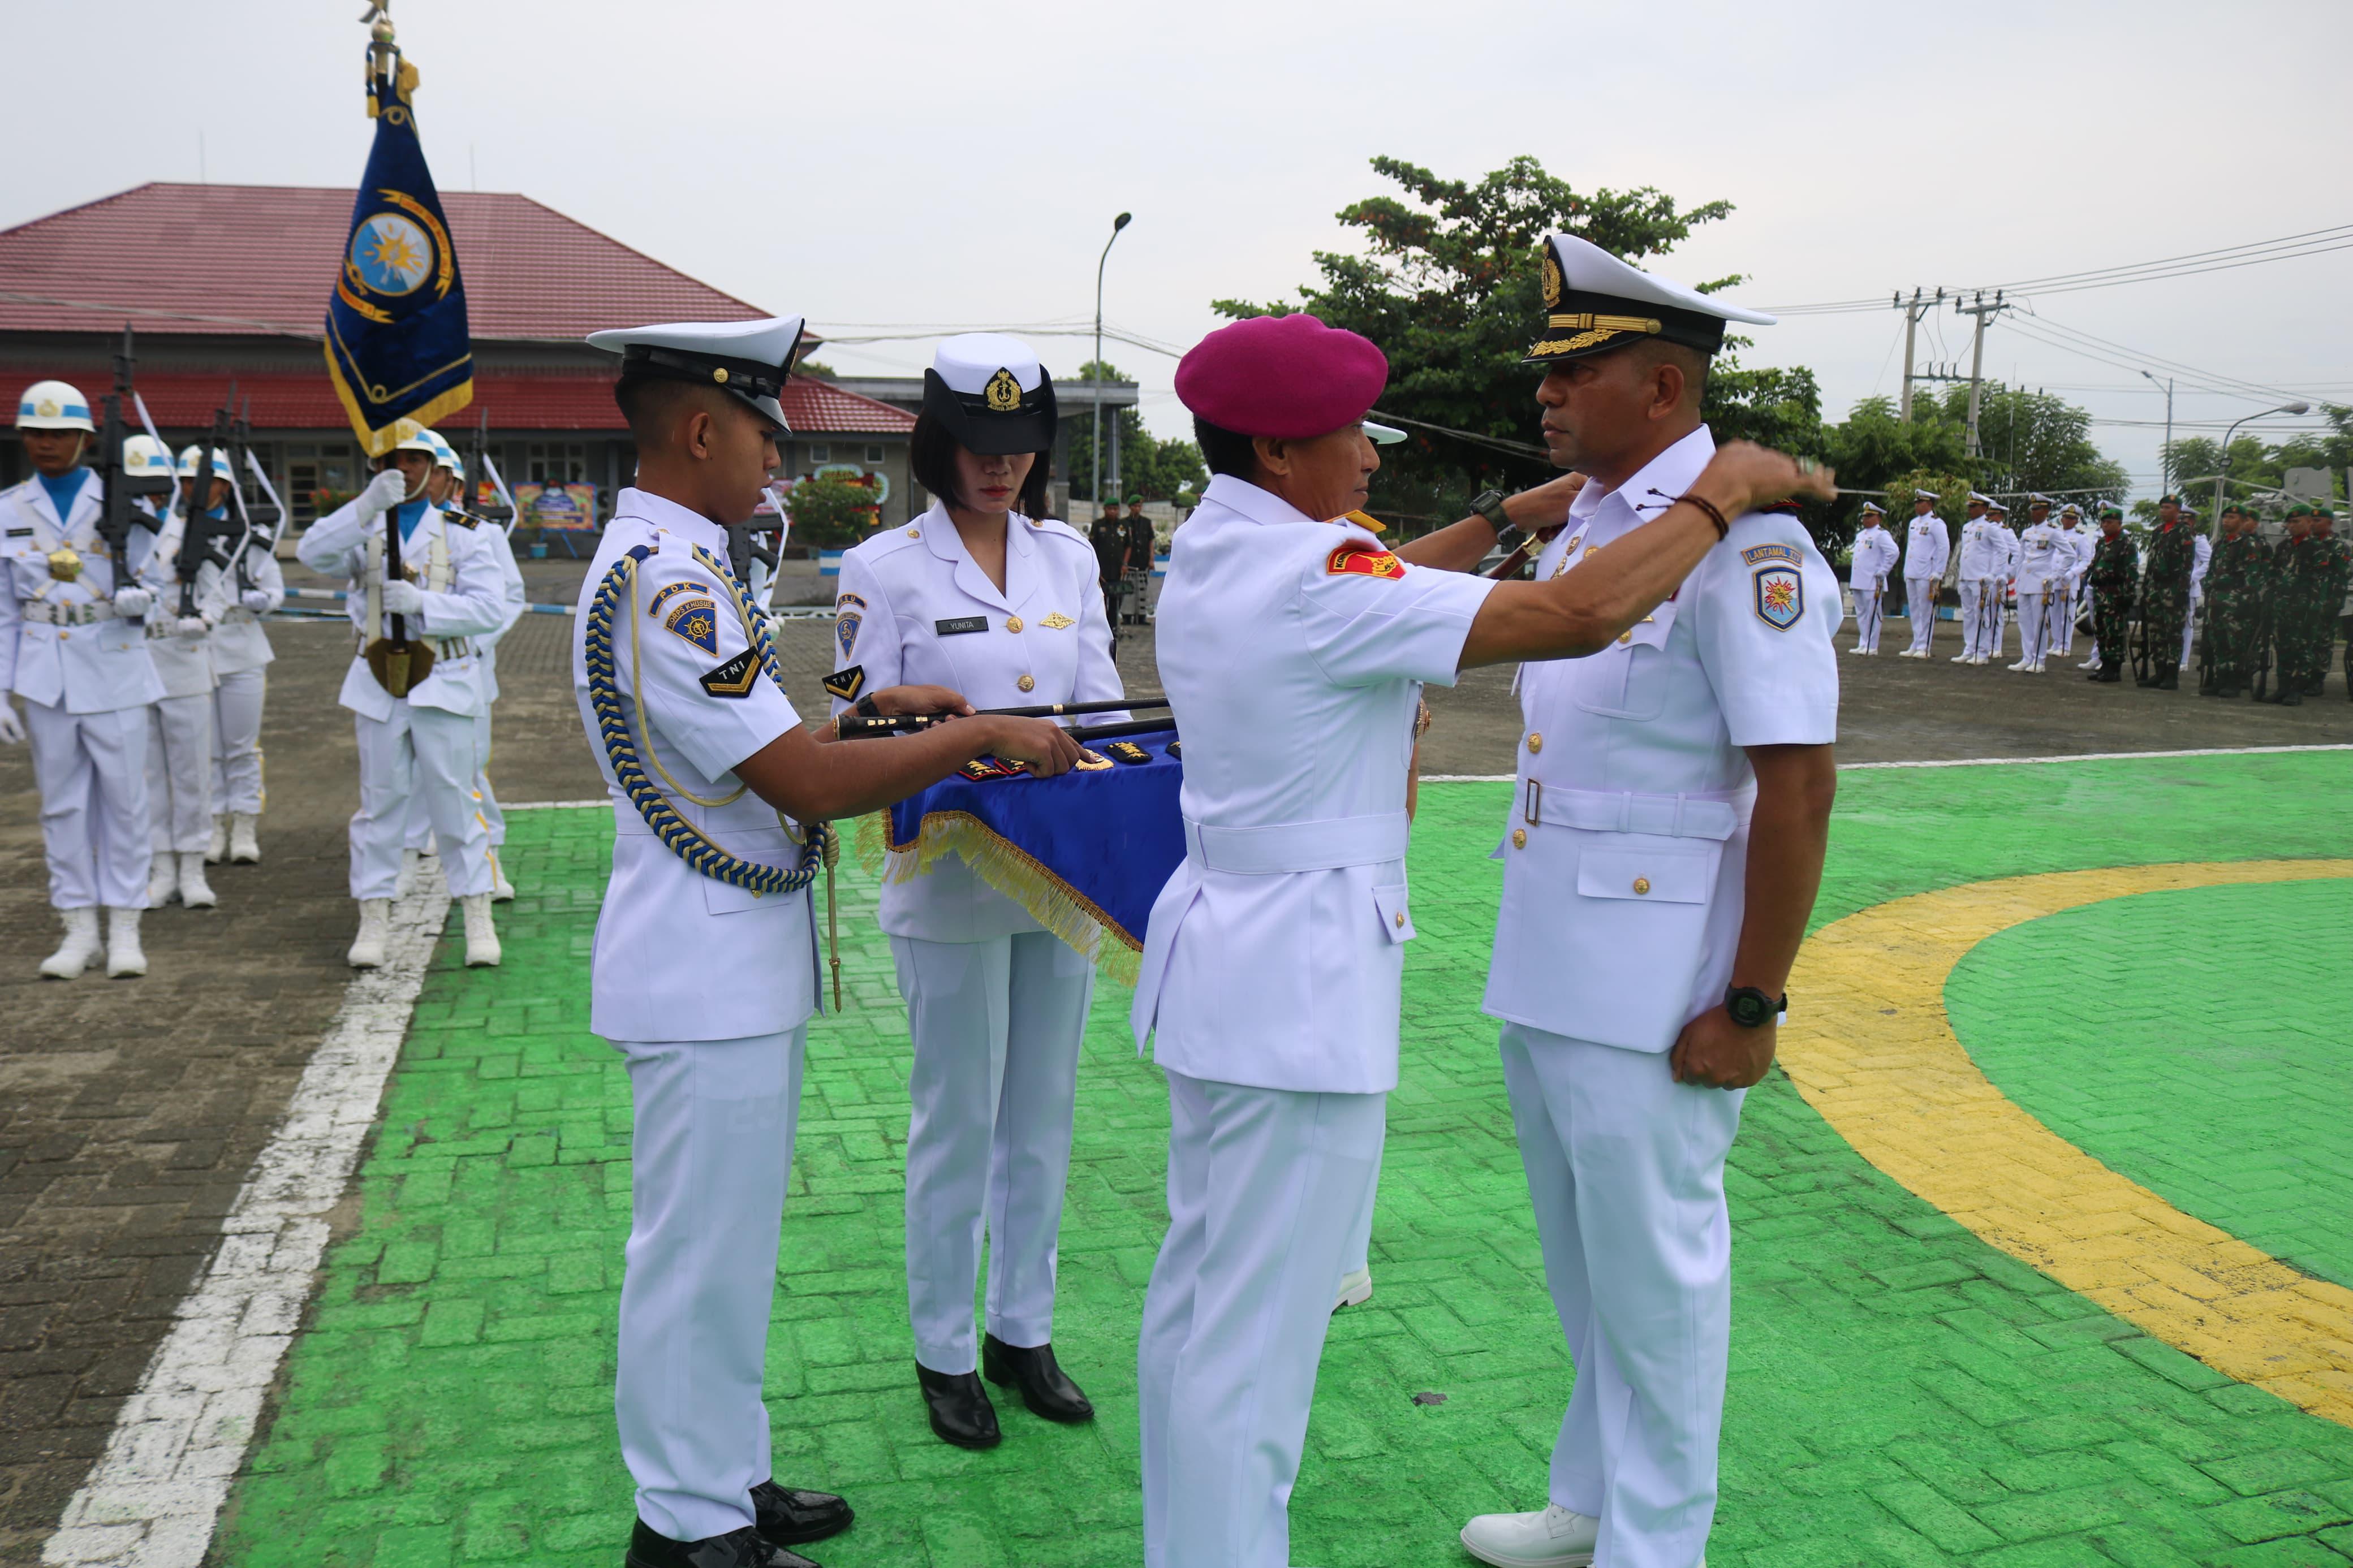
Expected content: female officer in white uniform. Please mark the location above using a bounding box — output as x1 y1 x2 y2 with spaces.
830 335 1123 1449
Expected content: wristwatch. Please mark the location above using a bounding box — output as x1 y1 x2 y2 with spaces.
1469 488 1524 551
1725 984 1787 1029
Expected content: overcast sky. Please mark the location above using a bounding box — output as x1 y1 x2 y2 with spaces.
8 0 2351 497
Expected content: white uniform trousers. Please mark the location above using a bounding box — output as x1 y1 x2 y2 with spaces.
1338 1120 1383 1280
1903 577 1937 654
2017 591 2052 666
2181 589 2201 667
1981 586 2007 660
2054 583 2080 656
1139 1069 1386 1568
1850 588 1884 653
404 707 506 854
349 703 495 899
24 699 152 910
1955 580 1987 658
1500 1022 1746 1568
209 667 266 815
614 1029 807 1543
145 693 214 854
892 931 1093 1372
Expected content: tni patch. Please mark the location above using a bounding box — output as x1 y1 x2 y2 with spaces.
1326 542 1406 581
1752 565 1804 630
699 649 759 698
665 598 719 654
821 664 866 703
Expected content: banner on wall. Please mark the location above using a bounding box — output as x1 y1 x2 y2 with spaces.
513 481 598 530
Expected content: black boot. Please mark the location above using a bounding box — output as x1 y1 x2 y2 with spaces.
982 1333 1096 1423
2154 664 2179 690
916 1360 1002 1448
2098 667 2123 683
627 1521 820 1568
752 1481 852 1547
2280 688 2303 707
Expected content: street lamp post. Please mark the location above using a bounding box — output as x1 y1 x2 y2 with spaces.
2214 401 2311 533
2139 371 2173 493
1092 211 1132 518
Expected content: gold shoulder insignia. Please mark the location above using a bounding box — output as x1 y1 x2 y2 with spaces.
1105 741 1152 766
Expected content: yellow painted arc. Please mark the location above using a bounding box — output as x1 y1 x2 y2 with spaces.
1780 859 2353 1428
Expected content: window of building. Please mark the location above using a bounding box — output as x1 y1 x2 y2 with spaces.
285 442 360 526
864 443 885 464
527 442 588 483
808 443 831 464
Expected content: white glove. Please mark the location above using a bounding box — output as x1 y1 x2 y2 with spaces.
0 704 23 745
359 466 412 517
240 589 273 614
175 615 211 641
380 578 425 616
112 586 153 618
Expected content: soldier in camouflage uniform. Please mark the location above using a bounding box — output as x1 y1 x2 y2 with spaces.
2199 503 2272 698
2085 504 2137 684
2137 494 2199 689
2300 509 2352 699
2264 506 2321 705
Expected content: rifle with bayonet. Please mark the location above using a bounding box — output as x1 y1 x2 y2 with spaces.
464 410 514 533
96 327 174 615
225 395 281 590
174 403 244 620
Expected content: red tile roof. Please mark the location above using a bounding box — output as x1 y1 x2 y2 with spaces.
0 368 913 436
0 182 768 342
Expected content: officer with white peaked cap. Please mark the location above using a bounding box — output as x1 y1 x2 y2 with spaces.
576 316 1082 1568
829 332 1124 1448
2011 496 2067 672
0 381 165 979
1898 488 1949 656
1846 500 1899 654
1135 281 1830 1567
1459 234 1842 1568
1953 492 2002 664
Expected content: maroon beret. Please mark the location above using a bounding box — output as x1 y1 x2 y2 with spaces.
1174 314 1389 440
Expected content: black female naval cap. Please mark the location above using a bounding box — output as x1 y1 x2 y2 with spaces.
1523 235 1775 365
587 316 807 430
921 334 1059 455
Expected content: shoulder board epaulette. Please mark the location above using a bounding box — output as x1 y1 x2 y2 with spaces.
1025 516 1092 548
444 509 481 529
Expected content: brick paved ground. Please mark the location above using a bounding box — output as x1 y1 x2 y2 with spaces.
200 751 2353 1568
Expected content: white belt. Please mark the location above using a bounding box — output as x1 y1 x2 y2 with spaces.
220 606 258 624
1516 782 1746 841
1182 811 1408 875
20 599 123 627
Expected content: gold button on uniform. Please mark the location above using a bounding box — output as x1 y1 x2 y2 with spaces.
1526 733 1543 754
1394 911 1406 928
906 527 921 538
1006 616 1023 633
1632 876 1652 895
1619 631 1633 645
1016 674 1035 693
1511 828 1527 849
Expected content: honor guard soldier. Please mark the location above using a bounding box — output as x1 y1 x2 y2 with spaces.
1898 488 1948 656
2085 503 2137 683
0 381 165 979
2137 494 2199 688
2200 503 2270 698
298 419 511 966
1134 276 1831 1567
2011 496 2067 672
829 335 1124 1448
1846 501 1897 654
1455 236 1841 1568
134 443 232 909
1953 493 2001 663
203 441 285 866
575 317 1082 1568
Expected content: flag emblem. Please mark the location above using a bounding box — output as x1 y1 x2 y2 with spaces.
348 213 435 296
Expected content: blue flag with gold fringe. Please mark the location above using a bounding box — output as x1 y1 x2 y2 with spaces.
324 31 472 456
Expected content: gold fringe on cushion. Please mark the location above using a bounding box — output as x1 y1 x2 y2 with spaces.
855 810 1143 987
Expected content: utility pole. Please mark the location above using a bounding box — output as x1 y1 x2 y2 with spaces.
2138 370 2174 492
1891 288 1942 423
1954 290 2011 456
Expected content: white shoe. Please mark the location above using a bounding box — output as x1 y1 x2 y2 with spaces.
1950 651 1972 662
148 851 179 908
2079 656 2101 669
105 907 146 978
229 812 261 864
2010 659 2032 671
1333 1268 1372 1312
490 854 516 903
462 892 501 967
178 851 217 909
1459 1504 1598 1568
39 908 101 979
206 814 229 865
348 898 393 968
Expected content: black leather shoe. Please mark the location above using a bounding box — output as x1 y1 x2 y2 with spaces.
2280 689 2303 706
627 1520 820 1568
752 1480 852 1546
916 1361 1001 1448
982 1333 1096 1423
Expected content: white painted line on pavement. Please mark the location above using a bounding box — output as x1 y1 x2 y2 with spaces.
1424 742 2353 784
41 874 454 1568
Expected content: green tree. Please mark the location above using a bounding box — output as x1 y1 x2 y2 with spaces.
1064 360 1205 504
2162 405 2351 509
784 473 883 548
1925 383 2127 503
1818 397 1971 561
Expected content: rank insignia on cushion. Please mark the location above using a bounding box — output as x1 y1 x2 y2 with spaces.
1326 542 1406 580
699 649 759 697
821 664 867 703
665 598 719 653
1105 741 1152 766
1752 565 1804 630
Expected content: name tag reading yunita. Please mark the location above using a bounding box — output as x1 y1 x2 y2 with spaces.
934 616 988 637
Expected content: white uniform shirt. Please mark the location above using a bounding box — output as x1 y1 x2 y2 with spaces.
1956 517 2006 580
1132 473 1496 1094
1993 525 2019 580
2189 532 2214 592
830 500 1124 942
1848 524 1899 588
472 521 529 705
1484 426 1839 1053
2014 522 2067 591
204 529 285 677
133 503 222 699
1904 511 1950 581
298 494 510 721
2055 524 2092 587
0 469 165 714
571 487 820 1043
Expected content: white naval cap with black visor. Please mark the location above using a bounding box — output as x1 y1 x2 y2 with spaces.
586 315 807 431
1523 234 1775 365
923 334 1059 455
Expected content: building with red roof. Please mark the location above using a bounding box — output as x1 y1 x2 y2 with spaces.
0 183 919 526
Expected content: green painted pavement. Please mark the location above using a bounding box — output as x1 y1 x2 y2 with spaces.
1949 878 2353 1291
213 752 2353 1568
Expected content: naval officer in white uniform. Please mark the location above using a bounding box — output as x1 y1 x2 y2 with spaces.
575 316 1082 1568
0 380 165 979
299 420 510 967
1460 236 1842 1568
829 335 1122 1448
1846 500 1898 654
1897 489 1948 656
1135 300 1832 1568
1951 493 2001 663
2011 498 2067 672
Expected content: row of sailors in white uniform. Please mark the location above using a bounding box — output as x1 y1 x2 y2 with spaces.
1842 495 2119 669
